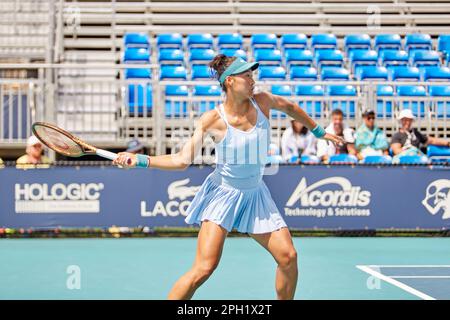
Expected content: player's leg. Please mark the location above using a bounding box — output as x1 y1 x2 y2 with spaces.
249 227 298 300
167 220 228 300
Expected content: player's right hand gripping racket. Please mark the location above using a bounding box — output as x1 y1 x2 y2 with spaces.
32 122 130 164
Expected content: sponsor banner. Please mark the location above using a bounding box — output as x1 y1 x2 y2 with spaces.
0 166 449 230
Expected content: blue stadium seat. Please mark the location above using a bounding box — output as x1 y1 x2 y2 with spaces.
311 34 337 51
390 66 421 81
285 49 313 67
329 154 358 164
405 34 432 53
281 34 307 49
314 50 344 69
191 64 211 80
160 65 187 80
344 34 371 53
397 155 430 165
321 67 350 81
300 155 321 164
165 85 189 117
362 155 392 164
124 33 149 48
423 66 450 81
397 85 427 117
327 85 357 117
187 33 213 49
219 48 247 60
356 66 388 80
128 84 152 114
158 49 184 65
258 66 286 80
427 145 450 163
193 85 221 114
295 85 324 116
156 33 183 49
438 34 450 63
251 33 278 49
189 48 215 64
349 50 378 72
429 85 450 118
125 68 151 79
290 66 318 80
376 85 394 118
381 50 409 67
411 50 440 67
271 85 292 96
217 33 243 49
254 48 282 65
123 48 150 63
374 34 402 53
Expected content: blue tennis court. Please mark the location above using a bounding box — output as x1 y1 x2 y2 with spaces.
1 237 449 300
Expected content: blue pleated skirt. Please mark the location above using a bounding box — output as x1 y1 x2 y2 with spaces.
184 171 287 234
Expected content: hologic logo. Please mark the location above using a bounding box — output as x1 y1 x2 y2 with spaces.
141 178 201 217
284 177 371 218
422 179 450 220
15 183 104 213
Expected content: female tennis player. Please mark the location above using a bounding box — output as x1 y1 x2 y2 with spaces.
113 55 344 300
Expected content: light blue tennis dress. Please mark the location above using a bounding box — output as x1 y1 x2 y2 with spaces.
185 97 287 234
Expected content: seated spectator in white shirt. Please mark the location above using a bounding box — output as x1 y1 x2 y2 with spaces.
281 117 317 162
317 109 356 163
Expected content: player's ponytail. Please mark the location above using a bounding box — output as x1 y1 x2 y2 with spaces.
209 54 236 90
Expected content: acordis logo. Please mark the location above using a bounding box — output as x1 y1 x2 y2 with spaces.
284 177 372 218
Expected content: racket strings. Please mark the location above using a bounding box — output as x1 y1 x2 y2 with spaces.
33 125 84 157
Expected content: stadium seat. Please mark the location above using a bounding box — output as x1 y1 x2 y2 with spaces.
191 65 211 80
254 49 282 65
193 85 221 114
349 50 378 72
376 85 394 118
429 85 450 118
189 48 215 64
124 33 150 48
314 49 344 69
311 34 337 51
327 85 357 117
158 49 184 65
362 155 392 164
156 33 183 49
321 67 350 81
329 154 358 164
356 66 388 81
397 85 427 117
290 66 318 80
281 34 308 49
285 49 313 67
165 85 189 117
423 66 450 81
271 85 292 96
125 68 151 79
160 65 187 80
295 85 324 116
187 33 214 49
123 48 150 63
300 155 321 164
397 155 430 165
390 66 421 81
217 33 243 49
219 48 247 60
251 33 278 49
411 50 440 67
344 34 371 53
128 84 152 114
374 34 402 53
438 34 450 63
427 145 450 163
381 50 409 67
287 155 299 164
405 34 432 53
258 66 286 80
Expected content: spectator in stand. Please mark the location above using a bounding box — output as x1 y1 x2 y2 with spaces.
0 157 4 167
317 109 356 163
391 109 450 159
16 135 52 169
355 109 389 159
281 117 317 162
126 139 145 154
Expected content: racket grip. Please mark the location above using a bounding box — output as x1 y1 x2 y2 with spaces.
96 149 118 161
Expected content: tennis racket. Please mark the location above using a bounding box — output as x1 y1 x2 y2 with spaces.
32 122 131 164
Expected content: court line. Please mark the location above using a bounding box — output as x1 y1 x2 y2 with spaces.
356 265 436 300
364 265 450 268
391 276 450 279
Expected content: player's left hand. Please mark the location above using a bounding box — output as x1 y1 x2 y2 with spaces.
323 133 345 147
112 152 136 168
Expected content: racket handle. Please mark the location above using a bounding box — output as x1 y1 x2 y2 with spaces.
96 149 132 165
